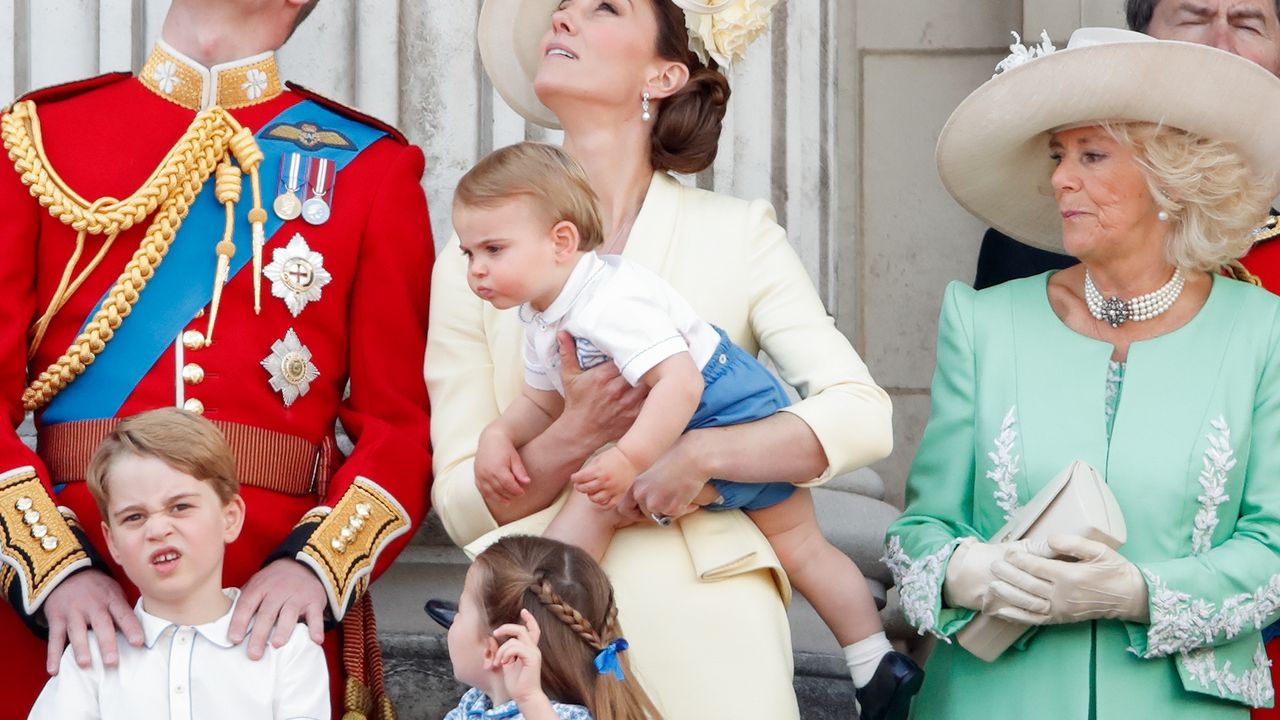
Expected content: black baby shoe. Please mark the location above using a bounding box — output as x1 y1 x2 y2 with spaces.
423 599 458 629
854 651 924 720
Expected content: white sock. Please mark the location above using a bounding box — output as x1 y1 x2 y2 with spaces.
844 632 894 688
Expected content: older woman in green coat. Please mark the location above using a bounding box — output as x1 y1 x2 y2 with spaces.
886 28 1280 719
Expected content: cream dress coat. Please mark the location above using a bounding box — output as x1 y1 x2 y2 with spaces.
426 171 893 718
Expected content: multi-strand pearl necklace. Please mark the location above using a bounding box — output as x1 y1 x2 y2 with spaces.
1084 268 1185 328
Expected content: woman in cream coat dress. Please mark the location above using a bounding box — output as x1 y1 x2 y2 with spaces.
426 0 892 716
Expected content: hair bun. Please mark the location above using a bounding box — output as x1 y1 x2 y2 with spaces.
650 66 731 175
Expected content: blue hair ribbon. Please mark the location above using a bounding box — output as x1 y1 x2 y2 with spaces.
593 638 630 680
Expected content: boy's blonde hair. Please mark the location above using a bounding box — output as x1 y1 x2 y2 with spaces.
85 408 238 521
454 142 605 251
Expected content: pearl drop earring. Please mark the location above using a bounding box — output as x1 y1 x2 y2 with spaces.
641 90 651 122
1158 210 1170 222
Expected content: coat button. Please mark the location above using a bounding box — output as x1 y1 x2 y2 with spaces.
183 398 205 415
182 330 206 350
182 363 205 385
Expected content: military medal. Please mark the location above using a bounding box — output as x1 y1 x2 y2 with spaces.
302 157 334 225
262 328 320 407
273 153 305 221
264 233 332 317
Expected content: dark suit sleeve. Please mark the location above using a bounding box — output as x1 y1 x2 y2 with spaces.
974 228 1075 290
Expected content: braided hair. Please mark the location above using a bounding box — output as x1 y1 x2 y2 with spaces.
473 536 663 720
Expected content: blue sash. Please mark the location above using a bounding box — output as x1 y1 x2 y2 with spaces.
43 100 388 423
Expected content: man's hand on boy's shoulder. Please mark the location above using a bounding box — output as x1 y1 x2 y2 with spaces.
229 558 326 660
43 569 143 675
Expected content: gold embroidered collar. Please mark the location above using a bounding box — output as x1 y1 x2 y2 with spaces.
139 40 282 111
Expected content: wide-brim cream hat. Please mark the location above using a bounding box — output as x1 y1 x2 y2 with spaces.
936 27 1280 252
478 0 562 129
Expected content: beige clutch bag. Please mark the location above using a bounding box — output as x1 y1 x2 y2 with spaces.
957 459 1128 662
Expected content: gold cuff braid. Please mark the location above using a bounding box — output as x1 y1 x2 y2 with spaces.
0 467 90 615
1 100 264 411
296 478 410 622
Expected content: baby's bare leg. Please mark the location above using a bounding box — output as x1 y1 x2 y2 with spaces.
543 490 634 560
747 487 882 644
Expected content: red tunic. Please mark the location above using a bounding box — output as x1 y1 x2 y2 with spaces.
1247 233 1280 719
0 52 433 718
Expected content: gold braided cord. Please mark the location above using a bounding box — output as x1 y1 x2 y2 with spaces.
2 100 262 411
1223 260 1263 287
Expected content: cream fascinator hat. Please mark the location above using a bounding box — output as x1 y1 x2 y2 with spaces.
477 0 778 129
936 27 1280 252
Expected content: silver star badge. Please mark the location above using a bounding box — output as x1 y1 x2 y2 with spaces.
261 328 320 407
264 233 332 317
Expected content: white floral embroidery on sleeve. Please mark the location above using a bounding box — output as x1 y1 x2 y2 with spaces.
883 536 965 640
1139 570 1280 657
1181 643 1275 708
986 406 1021 522
1192 416 1236 555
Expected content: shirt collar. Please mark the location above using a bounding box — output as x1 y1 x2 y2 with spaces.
458 688 524 719
136 588 241 649
519 251 607 326
139 40 283 111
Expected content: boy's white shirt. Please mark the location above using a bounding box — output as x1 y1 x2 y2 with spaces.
28 588 330 720
520 251 722 393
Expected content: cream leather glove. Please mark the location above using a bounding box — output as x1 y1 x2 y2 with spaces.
988 534 1149 625
943 537 1052 612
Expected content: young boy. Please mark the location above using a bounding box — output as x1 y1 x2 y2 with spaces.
454 142 922 719
28 408 329 719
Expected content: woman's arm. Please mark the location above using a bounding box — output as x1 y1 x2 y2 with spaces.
1124 306 1280 659
884 282 984 639
739 199 894 482
628 198 891 519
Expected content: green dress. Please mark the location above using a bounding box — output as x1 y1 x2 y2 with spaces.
886 273 1280 719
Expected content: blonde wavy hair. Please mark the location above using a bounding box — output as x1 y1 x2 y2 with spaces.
1103 122 1274 272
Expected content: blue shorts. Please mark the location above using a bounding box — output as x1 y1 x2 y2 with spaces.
687 328 796 512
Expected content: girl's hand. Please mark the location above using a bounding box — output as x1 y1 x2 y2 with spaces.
492 609 549 708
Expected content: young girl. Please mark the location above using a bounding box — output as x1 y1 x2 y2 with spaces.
445 535 662 720
453 142 922 720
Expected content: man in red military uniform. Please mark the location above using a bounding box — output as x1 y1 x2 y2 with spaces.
0 1 433 716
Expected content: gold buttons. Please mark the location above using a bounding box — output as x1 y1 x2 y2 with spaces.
183 398 205 415
182 330 206 350
181 363 205 385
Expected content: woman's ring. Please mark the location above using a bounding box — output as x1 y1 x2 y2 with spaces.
650 512 673 527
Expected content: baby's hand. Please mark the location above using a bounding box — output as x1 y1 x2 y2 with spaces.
475 429 530 504
570 447 638 509
491 609 548 708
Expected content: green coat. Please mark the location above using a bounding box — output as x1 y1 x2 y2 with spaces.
886 274 1280 719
